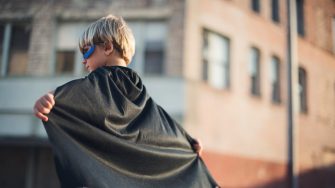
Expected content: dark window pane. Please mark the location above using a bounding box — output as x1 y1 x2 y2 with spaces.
55 50 75 74
0 25 4 73
202 30 209 81
251 0 260 13
271 0 280 23
297 0 305 36
8 24 31 76
144 41 164 75
202 59 208 81
223 54 230 88
251 75 260 95
271 56 281 103
250 47 261 96
299 67 308 113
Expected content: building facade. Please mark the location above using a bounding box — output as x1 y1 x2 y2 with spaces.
184 0 335 187
0 0 186 187
1 0 335 187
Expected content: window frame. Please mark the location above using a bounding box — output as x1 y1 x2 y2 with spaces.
251 0 261 13
296 0 305 36
298 67 308 113
271 0 280 23
127 21 167 77
0 21 32 77
270 55 281 104
249 46 261 97
202 29 231 90
53 21 91 76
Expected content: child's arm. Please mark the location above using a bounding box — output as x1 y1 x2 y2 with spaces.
33 91 55 122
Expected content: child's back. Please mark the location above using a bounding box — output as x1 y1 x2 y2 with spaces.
45 66 217 187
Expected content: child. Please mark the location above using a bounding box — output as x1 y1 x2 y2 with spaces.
34 14 218 188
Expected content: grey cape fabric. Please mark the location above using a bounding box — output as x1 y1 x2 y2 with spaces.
43 66 219 188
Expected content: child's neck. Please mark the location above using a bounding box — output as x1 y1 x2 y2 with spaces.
106 56 127 67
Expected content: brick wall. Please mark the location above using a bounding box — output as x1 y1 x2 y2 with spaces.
27 3 55 76
304 0 335 54
230 0 335 54
184 0 335 186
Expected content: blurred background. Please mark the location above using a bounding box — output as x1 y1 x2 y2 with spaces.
0 0 334 187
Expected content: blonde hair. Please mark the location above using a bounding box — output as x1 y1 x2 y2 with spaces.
79 14 135 64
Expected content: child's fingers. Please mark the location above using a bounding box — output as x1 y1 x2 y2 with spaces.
34 101 51 116
41 98 53 109
33 91 55 122
36 102 51 114
44 93 55 106
34 110 48 122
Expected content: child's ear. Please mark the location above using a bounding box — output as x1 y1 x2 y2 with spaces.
104 43 114 56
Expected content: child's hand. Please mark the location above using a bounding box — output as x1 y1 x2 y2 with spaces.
33 91 55 122
192 138 203 156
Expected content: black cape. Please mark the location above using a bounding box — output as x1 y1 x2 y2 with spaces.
44 66 218 188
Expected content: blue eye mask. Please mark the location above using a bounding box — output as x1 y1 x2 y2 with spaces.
83 45 96 59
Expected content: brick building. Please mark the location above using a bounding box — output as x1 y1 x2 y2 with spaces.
0 0 334 187
183 0 335 187
0 0 186 187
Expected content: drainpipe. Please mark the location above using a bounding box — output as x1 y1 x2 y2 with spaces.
286 0 299 188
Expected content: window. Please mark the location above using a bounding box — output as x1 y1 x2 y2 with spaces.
202 30 230 89
270 56 281 103
0 25 3 74
143 23 166 75
249 47 261 96
144 41 164 74
296 0 305 36
8 24 31 76
128 22 167 76
55 23 88 75
299 67 307 113
55 51 75 74
251 0 261 13
271 0 280 23
0 22 31 77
